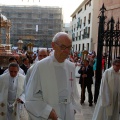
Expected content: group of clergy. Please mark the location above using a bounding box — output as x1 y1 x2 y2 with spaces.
0 48 48 120
0 32 81 120
0 32 120 120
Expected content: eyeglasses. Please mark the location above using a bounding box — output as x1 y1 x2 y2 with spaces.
55 42 72 50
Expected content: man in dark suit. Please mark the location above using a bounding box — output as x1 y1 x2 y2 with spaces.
20 57 29 74
78 59 94 106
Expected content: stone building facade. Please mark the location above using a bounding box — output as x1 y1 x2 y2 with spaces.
0 5 63 47
99 0 120 21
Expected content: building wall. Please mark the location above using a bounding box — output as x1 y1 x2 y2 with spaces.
99 0 120 21
0 5 63 47
63 23 72 38
91 0 99 52
71 0 98 53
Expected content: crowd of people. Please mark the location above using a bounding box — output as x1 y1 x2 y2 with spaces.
0 32 120 120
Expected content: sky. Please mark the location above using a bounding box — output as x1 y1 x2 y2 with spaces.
0 0 84 23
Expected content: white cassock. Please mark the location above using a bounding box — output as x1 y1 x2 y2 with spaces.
92 67 120 120
25 61 39 86
0 72 28 120
25 53 81 120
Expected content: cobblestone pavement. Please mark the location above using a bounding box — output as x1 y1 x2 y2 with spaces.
75 78 95 120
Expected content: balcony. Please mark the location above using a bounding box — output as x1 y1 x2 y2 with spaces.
72 38 75 41
77 22 81 29
76 37 77 41
79 36 81 40
82 33 89 39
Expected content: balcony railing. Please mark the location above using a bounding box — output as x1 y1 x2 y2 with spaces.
82 33 89 39
79 36 81 40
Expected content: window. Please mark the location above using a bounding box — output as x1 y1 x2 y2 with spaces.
73 45 75 52
48 25 53 29
49 14 53 18
89 0 91 6
28 13 32 18
88 27 90 37
79 44 81 51
77 32 78 37
88 13 91 24
84 17 86 26
87 43 89 51
17 24 22 28
79 31 81 39
18 13 22 17
82 44 84 51
81 19 82 27
76 44 77 51
26 24 32 28
85 27 87 33
74 24 76 31
85 4 86 10
72 33 75 41
77 18 80 29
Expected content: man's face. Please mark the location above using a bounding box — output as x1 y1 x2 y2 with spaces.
84 60 89 67
24 58 29 65
38 51 47 60
113 63 120 72
52 36 72 62
9 66 19 78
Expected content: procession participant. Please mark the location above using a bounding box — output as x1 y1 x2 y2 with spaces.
34 48 47 63
92 59 120 120
25 32 80 120
0 62 28 120
78 59 94 106
3 57 25 75
20 57 30 74
25 48 48 85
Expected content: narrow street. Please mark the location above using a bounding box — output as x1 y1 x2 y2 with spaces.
75 78 95 120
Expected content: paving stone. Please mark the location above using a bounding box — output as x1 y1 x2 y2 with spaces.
75 78 95 120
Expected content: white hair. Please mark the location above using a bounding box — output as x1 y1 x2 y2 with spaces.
52 32 72 42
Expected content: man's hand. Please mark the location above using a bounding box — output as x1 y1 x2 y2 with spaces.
48 109 58 120
16 98 24 104
82 74 87 78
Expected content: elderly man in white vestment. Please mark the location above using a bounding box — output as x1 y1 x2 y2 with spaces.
34 48 48 62
92 59 120 120
0 62 28 120
25 32 80 120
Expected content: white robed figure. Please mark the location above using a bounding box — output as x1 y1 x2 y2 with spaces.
25 32 80 120
0 63 28 120
92 59 120 120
